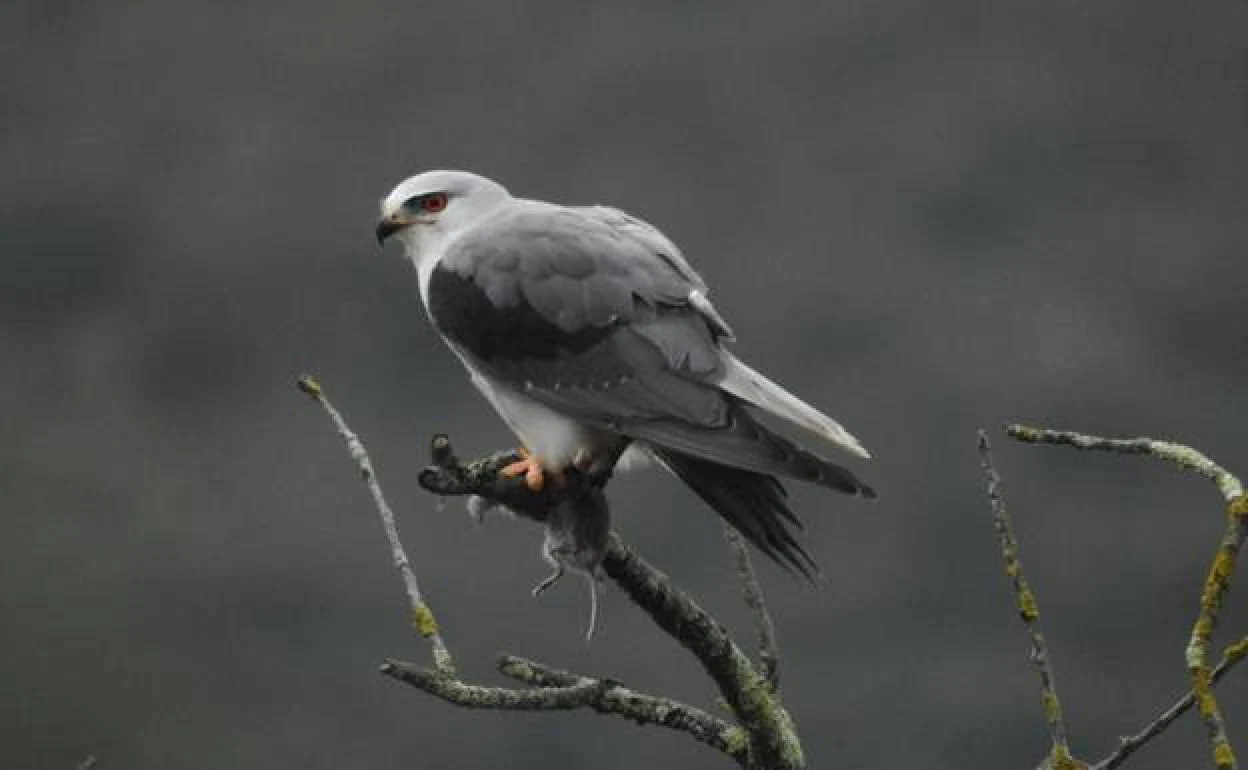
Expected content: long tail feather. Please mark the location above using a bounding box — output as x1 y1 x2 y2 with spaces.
715 352 871 459
653 448 818 578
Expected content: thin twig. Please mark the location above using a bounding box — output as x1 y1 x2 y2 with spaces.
978 430 1078 768
1093 636 1248 770
297 375 454 674
1008 424 1245 770
723 523 781 691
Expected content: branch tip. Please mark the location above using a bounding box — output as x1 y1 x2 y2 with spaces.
431 433 457 467
978 430 1071 757
296 374 322 399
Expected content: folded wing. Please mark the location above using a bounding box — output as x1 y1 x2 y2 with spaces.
427 202 873 572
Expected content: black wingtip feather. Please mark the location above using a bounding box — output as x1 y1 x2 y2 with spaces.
654 448 820 580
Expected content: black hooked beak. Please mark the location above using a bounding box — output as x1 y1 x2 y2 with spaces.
375 216 404 245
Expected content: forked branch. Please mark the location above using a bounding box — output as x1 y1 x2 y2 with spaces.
1003 424 1246 770
297 375 800 770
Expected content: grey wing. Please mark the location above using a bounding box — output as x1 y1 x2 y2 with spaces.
430 203 868 493
582 206 735 341
434 202 728 413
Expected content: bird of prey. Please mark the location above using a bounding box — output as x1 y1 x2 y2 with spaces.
376 170 874 575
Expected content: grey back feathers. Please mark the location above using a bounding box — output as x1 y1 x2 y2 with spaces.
440 203 713 335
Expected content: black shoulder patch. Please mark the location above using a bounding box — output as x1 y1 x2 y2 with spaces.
427 264 616 362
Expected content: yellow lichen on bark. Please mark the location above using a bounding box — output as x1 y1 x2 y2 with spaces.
1017 587 1040 622
1225 636 1248 664
412 601 440 638
1215 741 1238 769
1202 549 1237 605
1042 690 1062 724
1047 744 1087 770
295 375 322 398
1193 667 1216 716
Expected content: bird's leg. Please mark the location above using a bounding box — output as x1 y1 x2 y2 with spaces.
572 442 630 486
572 447 599 475
532 564 565 596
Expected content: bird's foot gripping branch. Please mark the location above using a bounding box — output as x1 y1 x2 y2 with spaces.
298 375 804 770
419 435 612 640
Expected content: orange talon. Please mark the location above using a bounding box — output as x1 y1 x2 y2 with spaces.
526 463 546 491
500 449 568 492
502 452 548 491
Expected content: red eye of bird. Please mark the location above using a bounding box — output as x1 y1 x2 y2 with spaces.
421 192 449 213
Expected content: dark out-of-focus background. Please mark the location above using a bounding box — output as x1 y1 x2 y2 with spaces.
3 1 1245 768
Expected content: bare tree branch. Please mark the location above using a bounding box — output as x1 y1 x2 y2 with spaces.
598 535 802 769
296 376 454 674
1094 636 1248 770
1007 424 1246 770
298 375 800 769
417 444 804 769
299 375 1246 769
978 431 1082 770
1005 425 1243 500
723 523 781 692
497 655 748 763
379 660 608 710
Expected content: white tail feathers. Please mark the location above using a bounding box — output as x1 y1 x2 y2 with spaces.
715 352 871 459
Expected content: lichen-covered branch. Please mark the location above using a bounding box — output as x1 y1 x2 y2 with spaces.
723 524 781 692
296 375 454 674
601 537 803 769
417 436 538 521
1005 425 1243 501
377 650 748 763
298 376 798 769
497 655 748 763
1093 636 1248 770
380 660 608 710
296 379 662 742
1007 423 1246 770
978 431 1081 769
417 437 804 770
1191 499 1248 770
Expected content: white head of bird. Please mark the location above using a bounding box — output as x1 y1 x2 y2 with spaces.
376 170 511 260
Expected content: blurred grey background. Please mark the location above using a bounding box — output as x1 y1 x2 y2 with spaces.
3 1 1245 768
